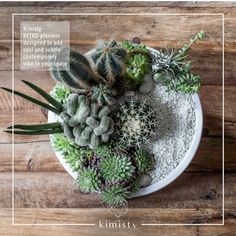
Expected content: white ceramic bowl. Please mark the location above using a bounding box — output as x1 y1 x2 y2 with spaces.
48 47 203 198
48 93 202 198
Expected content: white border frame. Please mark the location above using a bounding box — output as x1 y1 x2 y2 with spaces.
12 13 224 226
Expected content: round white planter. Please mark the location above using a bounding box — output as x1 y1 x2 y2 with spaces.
48 93 202 198
48 47 203 198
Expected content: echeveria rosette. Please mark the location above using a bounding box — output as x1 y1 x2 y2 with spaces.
101 185 130 206
100 155 135 182
51 83 71 104
125 54 150 89
77 167 101 193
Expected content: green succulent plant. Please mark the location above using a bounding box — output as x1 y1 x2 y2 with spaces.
92 40 126 85
77 167 101 193
134 149 153 174
95 143 113 158
61 94 115 149
154 71 201 94
125 53 150 89
2 80 64 135
52 134 93 172
100 155 135 182
120 41 149 55
91 84 116 106
50 83 71 103
115 100 156 147
101 185 130 205
151 31 206 94
52 133 75 153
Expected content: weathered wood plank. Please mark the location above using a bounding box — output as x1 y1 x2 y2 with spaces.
2 209 235 236
0 11 233 40
13 208 223 225
0 172 226 209
1 136 233 172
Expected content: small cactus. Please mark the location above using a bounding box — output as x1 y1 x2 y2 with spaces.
92 40 126 85
50 49 99 91
91 84 116 106
115 100 156 147
60 94 115 149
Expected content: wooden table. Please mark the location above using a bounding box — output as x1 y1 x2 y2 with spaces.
0 2 235 235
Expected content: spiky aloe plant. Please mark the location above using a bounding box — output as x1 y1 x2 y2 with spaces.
152 31 206 75
77 167 101 193
2 80 64 135
50 49 99 92
134 149 153 174
91 84 116 106
91 40 126 85
115 100 156 147
151 31 206 94
100 154 135 182
101 185 130 205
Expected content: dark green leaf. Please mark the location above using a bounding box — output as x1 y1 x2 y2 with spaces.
1 87 61 114
8 122 61 130
22 80 63 111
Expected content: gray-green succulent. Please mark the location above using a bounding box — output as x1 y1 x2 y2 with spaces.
60 93 114 149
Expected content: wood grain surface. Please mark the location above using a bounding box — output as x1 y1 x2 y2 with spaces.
0 1 235 236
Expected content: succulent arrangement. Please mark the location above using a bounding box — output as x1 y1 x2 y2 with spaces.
2 31 206 206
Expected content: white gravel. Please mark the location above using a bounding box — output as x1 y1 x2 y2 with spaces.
136 84 196 184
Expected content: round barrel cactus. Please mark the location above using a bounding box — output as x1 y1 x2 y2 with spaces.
115 100 156 147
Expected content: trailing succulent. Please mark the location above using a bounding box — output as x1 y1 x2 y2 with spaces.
152 31 206 94
2 32 205 206
115 100 156 147
60 93 114 149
